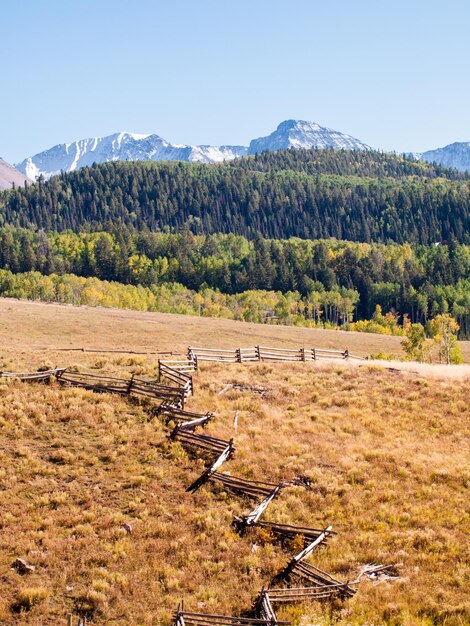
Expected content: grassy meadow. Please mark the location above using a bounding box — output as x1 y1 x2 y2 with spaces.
0 298 469 625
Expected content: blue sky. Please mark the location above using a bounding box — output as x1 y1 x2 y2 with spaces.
3 0 470 163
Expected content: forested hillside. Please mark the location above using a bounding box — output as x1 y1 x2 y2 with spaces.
1 149 469 244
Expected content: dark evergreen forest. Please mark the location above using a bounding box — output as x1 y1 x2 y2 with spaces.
1 149 469 244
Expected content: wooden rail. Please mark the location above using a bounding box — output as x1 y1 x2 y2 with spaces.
209 472 279 499
0 368 66 381
288 561 356 598
240 520 336 547
242 485 282 526
157 404 213 430
256 590 279 624
263 585 349 602
173 610 290 626
169 426 233 455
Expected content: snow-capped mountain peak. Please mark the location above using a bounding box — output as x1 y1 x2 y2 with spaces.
247 119 371 154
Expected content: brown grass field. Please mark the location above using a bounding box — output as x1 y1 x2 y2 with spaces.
0 298 469 626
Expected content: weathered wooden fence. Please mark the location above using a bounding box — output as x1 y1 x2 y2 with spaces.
56 370 186 406
188 345 365 363
1 368 187 407
6 340 362 623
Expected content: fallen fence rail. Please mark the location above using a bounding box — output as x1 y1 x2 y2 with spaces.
240 485 283 527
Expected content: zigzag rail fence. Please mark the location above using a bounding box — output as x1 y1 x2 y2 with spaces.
2 349 362 625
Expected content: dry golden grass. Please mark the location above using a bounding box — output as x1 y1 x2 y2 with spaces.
5 296 470 362
0 299 469 625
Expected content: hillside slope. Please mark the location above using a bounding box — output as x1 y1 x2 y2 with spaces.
0 299 468 625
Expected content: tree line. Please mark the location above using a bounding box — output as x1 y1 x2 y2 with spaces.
0 227 468 337
0 269 463 351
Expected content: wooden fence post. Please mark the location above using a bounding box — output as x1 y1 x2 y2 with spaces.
126 374 134 395
236 348 242 363
67 615 73 626
312 347 316 361
255 345 261 361
301 348 306 362
344 349 349 359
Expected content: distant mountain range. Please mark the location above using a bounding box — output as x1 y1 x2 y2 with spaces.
16 120 371 180
0 158 30 191
9 119 470 181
